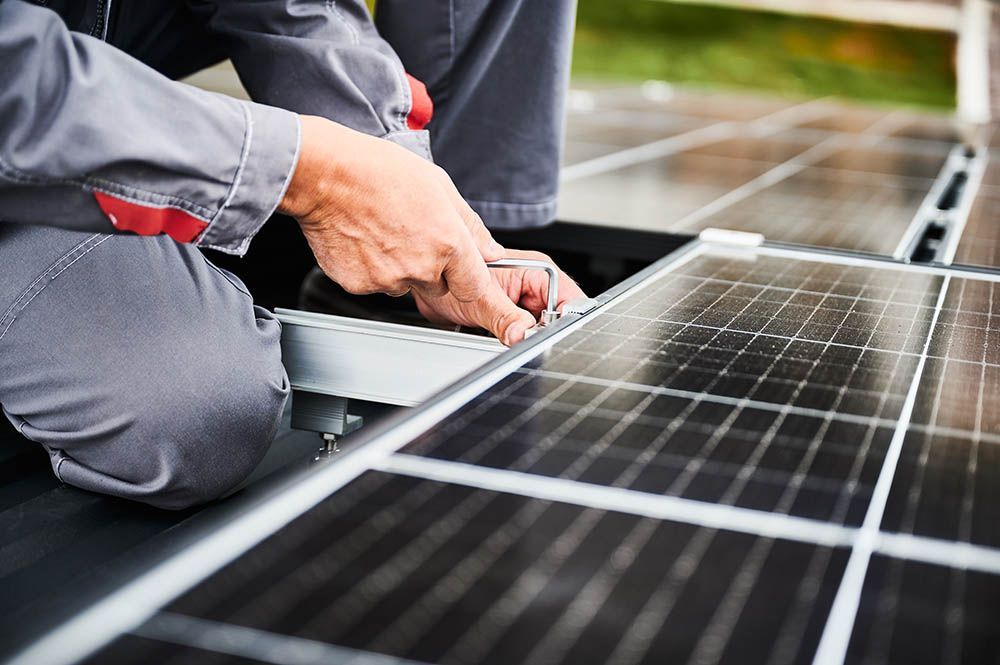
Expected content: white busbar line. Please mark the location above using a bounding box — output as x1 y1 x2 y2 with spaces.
876 532 1000 577
811 275 951 665
559 122 738 183
135 612 432 665
560 97 834 184
379 453 858 549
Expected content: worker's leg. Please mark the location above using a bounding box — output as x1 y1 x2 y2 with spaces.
375 0 577 230
0 224 289 510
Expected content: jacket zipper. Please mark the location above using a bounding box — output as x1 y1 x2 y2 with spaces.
91 0 112 40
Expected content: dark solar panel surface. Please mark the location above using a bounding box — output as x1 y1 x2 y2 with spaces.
846 556 1000 664
88 636 274 665
89 472 848 665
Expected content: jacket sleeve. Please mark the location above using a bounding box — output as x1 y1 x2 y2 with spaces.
188 0 434 160
0 0 300 255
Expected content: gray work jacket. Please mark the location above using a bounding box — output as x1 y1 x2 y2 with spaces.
0 0 432 254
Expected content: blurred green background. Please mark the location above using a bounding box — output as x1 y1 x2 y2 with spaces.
573 0 956 108
368 0 957 109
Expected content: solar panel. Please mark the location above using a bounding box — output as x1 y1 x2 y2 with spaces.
682 167 931 254
31 240 1000 665
404 252 940 526
85 473 851 665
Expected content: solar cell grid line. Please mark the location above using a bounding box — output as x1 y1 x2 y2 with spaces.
810 272 951 665
128 612 429 665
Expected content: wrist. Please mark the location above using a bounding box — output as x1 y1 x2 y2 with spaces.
279 115 337 221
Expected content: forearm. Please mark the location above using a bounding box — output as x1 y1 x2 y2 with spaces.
0 0 299 254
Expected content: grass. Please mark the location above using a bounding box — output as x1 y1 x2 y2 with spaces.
573 0 957 109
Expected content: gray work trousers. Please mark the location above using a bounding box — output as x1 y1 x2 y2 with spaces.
0 0 575 509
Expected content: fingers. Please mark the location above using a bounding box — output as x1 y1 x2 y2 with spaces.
440 233 493 303
474 281 539 346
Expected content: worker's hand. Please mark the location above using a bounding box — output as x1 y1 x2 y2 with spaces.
413 250 586 346
280 115 503 315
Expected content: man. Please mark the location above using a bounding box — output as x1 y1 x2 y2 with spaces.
0 0 581 509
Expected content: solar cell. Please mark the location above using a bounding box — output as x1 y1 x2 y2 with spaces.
846 556 1000 664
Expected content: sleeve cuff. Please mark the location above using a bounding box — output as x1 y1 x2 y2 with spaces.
196 102 301 255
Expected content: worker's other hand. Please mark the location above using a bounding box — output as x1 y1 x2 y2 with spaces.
280 114 503 316
413 249 586 346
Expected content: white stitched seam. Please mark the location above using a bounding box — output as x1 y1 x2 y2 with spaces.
199 103 254 245
326 0 360 43
199 114 304 254
0 234 103 329
0 236 112 343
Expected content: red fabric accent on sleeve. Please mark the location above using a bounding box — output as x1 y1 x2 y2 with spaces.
92 191 208 243
406 74 434 131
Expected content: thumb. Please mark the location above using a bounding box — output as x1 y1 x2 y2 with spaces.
476 281 538 346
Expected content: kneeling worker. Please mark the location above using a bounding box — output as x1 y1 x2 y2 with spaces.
0 0 582 508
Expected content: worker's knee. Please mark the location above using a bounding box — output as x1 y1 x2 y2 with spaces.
137 360 289 510
51 337 289 511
